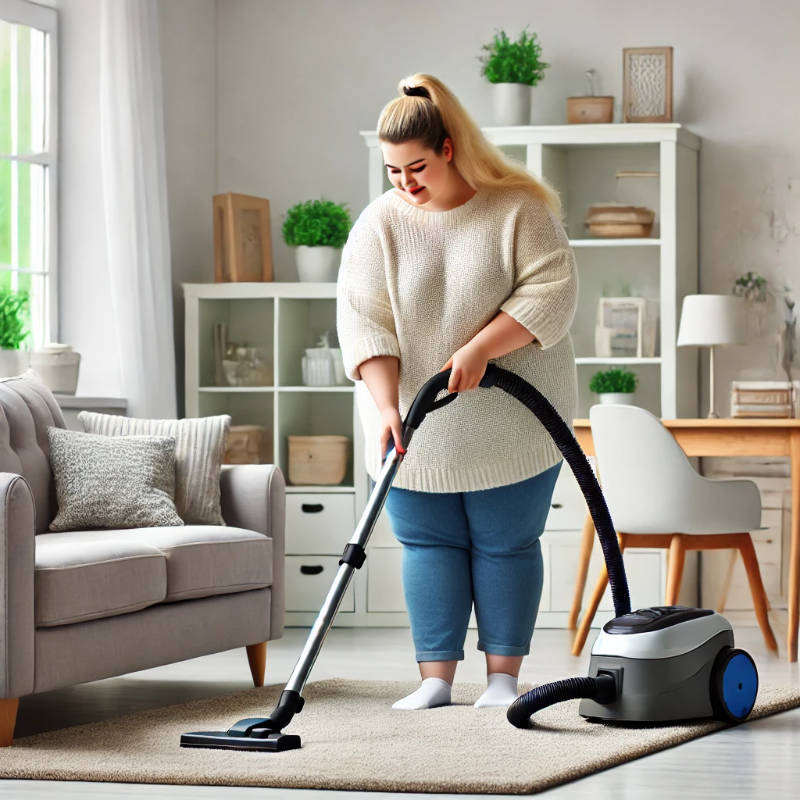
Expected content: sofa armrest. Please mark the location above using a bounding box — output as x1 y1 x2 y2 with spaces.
0 473 35 698
220 464 285 639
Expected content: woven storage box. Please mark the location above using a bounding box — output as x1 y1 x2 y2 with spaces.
224 425 273 464
585 204 655 237
288 435 350 485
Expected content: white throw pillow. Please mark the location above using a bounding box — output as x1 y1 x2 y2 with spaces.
78 412 231 525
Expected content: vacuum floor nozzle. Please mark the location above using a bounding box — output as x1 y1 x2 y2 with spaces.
180 730 302 751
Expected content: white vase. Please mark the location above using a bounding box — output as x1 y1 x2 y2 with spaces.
296 246 342 282
0 349 27 378
598 392 634 405
492 82 532 126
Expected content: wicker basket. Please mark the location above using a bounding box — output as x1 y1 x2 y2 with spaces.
288 435 350 485
585 204 655 238
224 425 273 464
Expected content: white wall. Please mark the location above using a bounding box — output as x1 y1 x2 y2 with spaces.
213 0 800 415
159 0 215 414
54 0 800 416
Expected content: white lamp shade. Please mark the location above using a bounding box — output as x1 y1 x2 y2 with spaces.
677 294 747 347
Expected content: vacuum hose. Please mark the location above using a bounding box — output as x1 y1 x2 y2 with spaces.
405 364 631 727
507 675 616 728
406 364 631 620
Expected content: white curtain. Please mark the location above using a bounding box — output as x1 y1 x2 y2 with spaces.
99 0 177 418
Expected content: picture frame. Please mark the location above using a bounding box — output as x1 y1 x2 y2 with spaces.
213 192 274 282
594 297 658 358
622 47 673 123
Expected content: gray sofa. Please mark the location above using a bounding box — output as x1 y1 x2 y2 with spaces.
0 373 285 745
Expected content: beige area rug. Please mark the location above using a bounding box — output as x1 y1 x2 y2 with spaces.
1 679 799 794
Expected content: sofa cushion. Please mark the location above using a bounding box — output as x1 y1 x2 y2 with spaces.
35 531 167 627
46 427 184 531
121 526 272 602
78 412 231 526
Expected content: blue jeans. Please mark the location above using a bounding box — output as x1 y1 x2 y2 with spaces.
380 462 561 662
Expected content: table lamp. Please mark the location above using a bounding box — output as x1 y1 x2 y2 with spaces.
677 294 747 418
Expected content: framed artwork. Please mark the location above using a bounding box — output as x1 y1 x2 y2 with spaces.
213 192 274 282
622 47 673 123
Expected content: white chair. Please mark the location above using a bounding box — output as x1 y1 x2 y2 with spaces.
571 403 778 656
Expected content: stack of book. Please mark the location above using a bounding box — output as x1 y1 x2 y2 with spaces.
730 381 794 418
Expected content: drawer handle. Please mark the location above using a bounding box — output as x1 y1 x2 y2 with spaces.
551 503 563 509
300 565 324 575
301 503 324 513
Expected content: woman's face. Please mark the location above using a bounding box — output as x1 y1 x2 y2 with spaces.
381 138 454 207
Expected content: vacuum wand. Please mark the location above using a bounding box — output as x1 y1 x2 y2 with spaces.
181 364 631 751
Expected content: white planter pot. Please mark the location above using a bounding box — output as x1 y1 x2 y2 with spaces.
492 82 532 126
296 246 342 282
598 392 635 405
0 349 27 378
29 344 81 394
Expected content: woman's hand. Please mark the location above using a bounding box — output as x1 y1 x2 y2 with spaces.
440 342 489 393
379 406 406 462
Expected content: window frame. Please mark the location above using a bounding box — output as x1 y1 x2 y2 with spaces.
0 0 58 348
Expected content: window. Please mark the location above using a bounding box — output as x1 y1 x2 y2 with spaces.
0 0 57 351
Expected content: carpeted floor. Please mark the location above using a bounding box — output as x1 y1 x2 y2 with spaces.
2 679 799 794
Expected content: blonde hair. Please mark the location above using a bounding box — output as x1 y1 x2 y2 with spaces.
377 73 561 215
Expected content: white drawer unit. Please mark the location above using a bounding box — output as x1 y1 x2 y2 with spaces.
366 547 404 613
285 555 355 613
367 503 397 548
286 493 356 555
545 464 589 530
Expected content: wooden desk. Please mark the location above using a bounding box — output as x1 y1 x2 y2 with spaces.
572 417 800 662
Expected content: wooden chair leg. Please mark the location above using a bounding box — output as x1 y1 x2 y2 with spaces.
737 536 779 654
572 533 627 656
665 535 686 606
568 513 595 630
0 698 18 747
572 567 608 656
717 550 738 613
246 642 267 687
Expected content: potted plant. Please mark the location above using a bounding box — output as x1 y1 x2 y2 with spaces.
478 27 550 126
0 288 30 377
282 199 351 282
589 367 638 404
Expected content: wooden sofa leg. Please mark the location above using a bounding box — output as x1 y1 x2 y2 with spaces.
246 642 267 687
0 698 18 747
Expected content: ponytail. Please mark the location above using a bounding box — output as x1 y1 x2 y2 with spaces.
377 73 561 215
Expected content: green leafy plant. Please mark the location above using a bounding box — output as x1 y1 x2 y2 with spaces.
589 367 637 394
733 271 768 302
478 28 550 86
0 288 30 350
282 199 351 248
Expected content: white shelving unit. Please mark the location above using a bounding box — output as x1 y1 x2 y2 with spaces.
358 123 701 627
184 124 701 629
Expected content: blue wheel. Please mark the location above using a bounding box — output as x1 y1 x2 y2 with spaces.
710 647 758 722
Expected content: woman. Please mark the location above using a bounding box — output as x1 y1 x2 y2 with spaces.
336 73 578 710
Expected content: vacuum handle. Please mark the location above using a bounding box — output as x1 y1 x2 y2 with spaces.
403 364 499 430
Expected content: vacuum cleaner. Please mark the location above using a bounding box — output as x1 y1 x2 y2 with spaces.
181 364 758 751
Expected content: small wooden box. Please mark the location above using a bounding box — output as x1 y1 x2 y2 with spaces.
224 425 273 464
213 192 274 282
288 435 350 485
566 96 613 124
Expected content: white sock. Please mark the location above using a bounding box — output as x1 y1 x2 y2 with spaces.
474 672 519 708
392 677 452 710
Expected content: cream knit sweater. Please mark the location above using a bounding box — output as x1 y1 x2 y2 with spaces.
336 186 578 493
